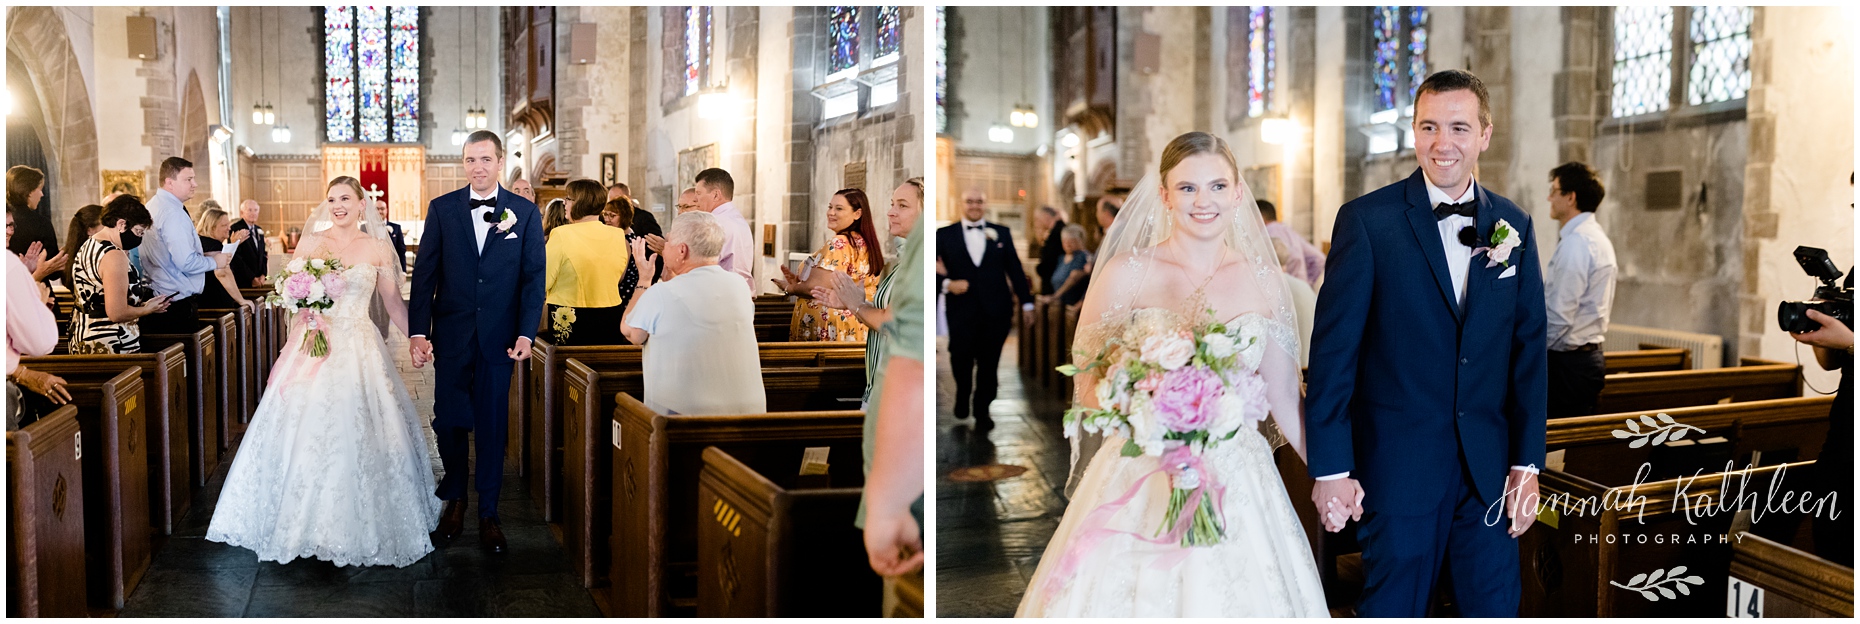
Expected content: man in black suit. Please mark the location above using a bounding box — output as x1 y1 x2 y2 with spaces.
228 199 269 287
1032 205 1066 295
376 199 408 272
935 188 1034 427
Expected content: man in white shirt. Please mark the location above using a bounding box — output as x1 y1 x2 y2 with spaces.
693 168 757 294
140 156 232 335
1543 162 1616 418
621 211 766 415
1258 199 1327 288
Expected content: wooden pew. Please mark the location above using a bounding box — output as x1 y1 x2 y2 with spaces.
562 360 865 590
525 339 865 523
1727 532 1854 617
202 306 258 426
1596 359 1801 414
6 406 88 618
1604 348 1691 375
142 325 221 489
1546 396 1836 485
753 299 795 343
608 394 865 617
1521 461 1819 617
58 368 153 610
694 446 879 617
22 344 190 535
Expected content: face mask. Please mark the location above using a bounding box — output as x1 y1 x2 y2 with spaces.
119 230 142 251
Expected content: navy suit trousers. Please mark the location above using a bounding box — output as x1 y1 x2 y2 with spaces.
433 345 514 519
1355 459 1521 617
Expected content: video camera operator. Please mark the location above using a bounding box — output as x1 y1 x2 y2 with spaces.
1780 179 1852 566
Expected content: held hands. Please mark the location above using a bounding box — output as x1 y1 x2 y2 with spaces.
409 336 434 368
1312 477 1365 533
1504 468 1539 538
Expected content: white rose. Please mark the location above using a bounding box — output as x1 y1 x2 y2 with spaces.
1212 394 1247 438
310 258 327 270
1203 333 1239 359
307 280 325 301
1142 334 1197 370
286 258 306 273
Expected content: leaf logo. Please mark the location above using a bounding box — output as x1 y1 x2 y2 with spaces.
1610 413 1706 448
1610 566 1706 601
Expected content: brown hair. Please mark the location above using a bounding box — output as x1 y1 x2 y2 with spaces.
565 178 608 220
1158 132 1240 181
326 176 365 201
834 188 886 277
6 165 45 210
601 199 635 230
1416 69 1492 129
159 156 194 183
100 194 154 231
61 204 104 291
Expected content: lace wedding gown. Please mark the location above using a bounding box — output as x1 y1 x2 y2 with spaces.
1017 312 1329 617
207 264 442 567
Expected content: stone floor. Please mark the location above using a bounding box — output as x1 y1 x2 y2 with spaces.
118 330 602 618
933 333 1074 618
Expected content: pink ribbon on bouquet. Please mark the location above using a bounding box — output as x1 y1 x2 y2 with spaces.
265 310 330 387
1035 444 1226 607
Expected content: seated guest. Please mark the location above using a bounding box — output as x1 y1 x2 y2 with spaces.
190 205 253 310
620 212 765 415
1041 224 1093 308
8 220 65 431
545 179 633 346
69 195 169 354
59 204 104 293
775 188 884 342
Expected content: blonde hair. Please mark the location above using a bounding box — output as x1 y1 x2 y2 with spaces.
1158 132 1240 181
193 206 229 237
327 175 365 200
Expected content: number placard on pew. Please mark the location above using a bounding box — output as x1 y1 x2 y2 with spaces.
607 394 865 617
7 406 89 618
695 446 880 617
1727 532 1853 618
23 344 191 535
59 368 154 610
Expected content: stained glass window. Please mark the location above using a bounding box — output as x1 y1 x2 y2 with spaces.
1611 6 1674 118
936 7 947 133
325 6 418 143
324 7 356 143
683 7 712 96
1372 6 1401 113
389 7 419 142
1407 7 1428 103
828 6 859 76
1686 5 1751 106
1247 7 1275 118
876 6 902 62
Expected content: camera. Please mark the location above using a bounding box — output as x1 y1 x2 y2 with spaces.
1777 246 1853 333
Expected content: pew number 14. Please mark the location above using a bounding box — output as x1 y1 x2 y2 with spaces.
1727 576 1763 618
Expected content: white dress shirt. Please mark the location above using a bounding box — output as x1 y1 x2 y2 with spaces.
1545 212 1617 351
710 201 757 295
961 218 988 267
469 186 500 255
1316 174 1536 482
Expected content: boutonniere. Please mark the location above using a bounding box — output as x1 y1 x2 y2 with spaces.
495 209 517 233
1472 219 1522 268
984 228 999 242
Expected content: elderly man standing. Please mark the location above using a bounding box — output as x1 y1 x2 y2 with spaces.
692 168 756 294
140 156 231 335
229 199 269 287
620 211 765 414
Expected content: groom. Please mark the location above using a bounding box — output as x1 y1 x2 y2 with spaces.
1305 70 1547 617
408 130 547 553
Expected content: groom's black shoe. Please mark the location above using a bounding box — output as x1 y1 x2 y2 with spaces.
479 517 507 554
432 500 466 544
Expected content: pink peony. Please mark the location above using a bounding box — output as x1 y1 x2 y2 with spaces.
1151 366 1225 433
320 272 348 299
283 271 316 300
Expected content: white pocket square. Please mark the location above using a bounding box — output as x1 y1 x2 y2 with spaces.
1498 266 1517 279
503 232 518 239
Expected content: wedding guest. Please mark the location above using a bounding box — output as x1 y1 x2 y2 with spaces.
59 204 104 292
693 168 757 294
598 198 648 312
620 211 765 414
8 218 63 431
936 188 1035 426
1041 224 1092 307
510 177 536 204
675 187 701 215
545 179 632 346
376 199 407 272
7 165 68 288
1033 206 1066 295
1258 199 1326 287
862 206 927 584
813 178 924 408
139 157 230 335
542 198 569 238
190 206 252 310
229 199 270 287
70 195 169 354
776 188 884 342
1095 189 1126 236
1543 162 1616 418
608 182 663 244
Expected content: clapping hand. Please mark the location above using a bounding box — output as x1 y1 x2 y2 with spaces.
629 237 659 285
811 271 864 312
773 265 803 294
230 229 252 245
643 233 666 254
1312 477 1365 533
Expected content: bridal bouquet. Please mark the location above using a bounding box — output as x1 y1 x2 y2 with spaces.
266 257 349 357
1058 308 1273 547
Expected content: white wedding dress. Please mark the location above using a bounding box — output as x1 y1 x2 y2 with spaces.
1016 312 1329 618
207 264 442 567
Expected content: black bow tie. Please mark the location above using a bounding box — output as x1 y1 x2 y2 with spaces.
1433 201 1477 221
481 208 502 223
469 197 497 210
966 224 986 230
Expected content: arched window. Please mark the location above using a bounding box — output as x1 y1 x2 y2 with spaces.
1248 6 1276 119
1609 6 1750 120
815 6 904 121
325 6 420 143
684 6 713 97
1366 6 1428 154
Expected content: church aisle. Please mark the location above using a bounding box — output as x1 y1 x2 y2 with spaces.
117 332 601 618
934 332 1072 618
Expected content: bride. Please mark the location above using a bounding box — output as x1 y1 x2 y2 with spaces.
206 176 441 567
1017 132 1327 617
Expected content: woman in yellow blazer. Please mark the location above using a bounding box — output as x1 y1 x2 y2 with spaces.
545 179 632 345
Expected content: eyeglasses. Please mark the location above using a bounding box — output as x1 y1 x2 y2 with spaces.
676 203 697 210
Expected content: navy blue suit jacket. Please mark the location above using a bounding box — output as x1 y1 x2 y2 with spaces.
1305 169 1548 515
408 186 547 370
935 222 1033 336
384 221 407 272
